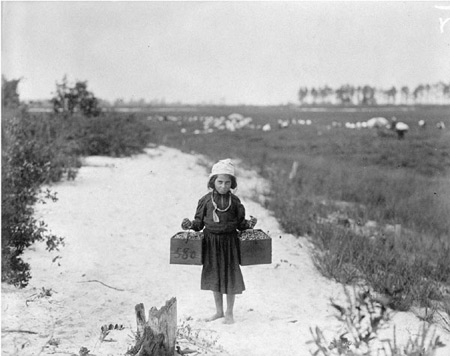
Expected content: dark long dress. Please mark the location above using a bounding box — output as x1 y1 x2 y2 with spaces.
190 190 250 294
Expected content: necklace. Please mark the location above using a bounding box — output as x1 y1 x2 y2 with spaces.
211 191 231 222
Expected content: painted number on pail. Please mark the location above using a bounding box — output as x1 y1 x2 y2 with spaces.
174 247 197 260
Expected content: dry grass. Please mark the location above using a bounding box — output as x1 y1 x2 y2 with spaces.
144 105 450 316
308 288 446 356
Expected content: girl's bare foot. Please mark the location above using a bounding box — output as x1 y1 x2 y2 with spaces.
223 314 234 324
204 313 224 322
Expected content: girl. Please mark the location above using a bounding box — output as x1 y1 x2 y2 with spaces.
181 159 257 324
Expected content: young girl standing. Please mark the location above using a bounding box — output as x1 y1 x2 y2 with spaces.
181 159 257 324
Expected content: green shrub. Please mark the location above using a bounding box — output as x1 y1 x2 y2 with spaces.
2 75 21 109
2 74 156 287
2 110 67 287
75 114 154 156
51 76 101 117
308 288 446 356
1 109 154 287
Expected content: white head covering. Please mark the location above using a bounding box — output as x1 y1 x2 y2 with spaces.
210 159 235 178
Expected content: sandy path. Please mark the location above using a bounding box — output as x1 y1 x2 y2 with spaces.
2 146 450 356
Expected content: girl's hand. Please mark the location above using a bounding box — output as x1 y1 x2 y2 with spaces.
248 216 257 229
181 218 192 230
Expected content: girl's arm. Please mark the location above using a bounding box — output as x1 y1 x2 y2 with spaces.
190 197 206 231
236 199 257 230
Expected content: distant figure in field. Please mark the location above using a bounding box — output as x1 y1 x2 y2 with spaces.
387 116 408 139
389 116 398 130
394 122 409 139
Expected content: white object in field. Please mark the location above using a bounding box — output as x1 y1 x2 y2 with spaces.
366 117 389 128
395 122 409 131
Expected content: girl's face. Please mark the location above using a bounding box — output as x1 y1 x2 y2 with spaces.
214 174 232 194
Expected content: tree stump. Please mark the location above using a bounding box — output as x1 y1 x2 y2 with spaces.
132 298 177 356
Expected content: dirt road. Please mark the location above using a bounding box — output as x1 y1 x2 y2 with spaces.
2 146 449 356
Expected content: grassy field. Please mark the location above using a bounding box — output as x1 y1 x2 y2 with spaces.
138 105 450 315
142 105 450 176
141 105 450 233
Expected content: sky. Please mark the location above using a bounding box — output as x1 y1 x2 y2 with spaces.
2 1 450 105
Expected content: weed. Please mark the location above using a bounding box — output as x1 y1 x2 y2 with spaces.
47 338 60 347
25 287 55 305
78 346 91 356
380 324 445 356
176 318 224 355
99 323 125 342
308 288 446 356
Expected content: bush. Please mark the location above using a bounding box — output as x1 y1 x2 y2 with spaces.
2 75 21 109
2 74 156 287
1 108 154 287
2 110 67 287
51 75 101 117
75 114 154 156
